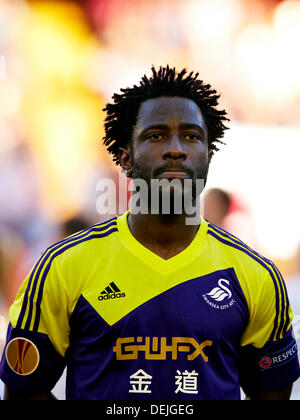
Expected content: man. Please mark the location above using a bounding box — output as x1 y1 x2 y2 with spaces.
1 66 299 400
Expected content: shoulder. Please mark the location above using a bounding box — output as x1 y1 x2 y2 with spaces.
205 219 278 278
205 221 292 343
24 217 119 297
205 220 287 318
9 217 119 331
47 217 118 268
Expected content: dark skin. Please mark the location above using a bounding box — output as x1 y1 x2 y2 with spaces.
4 96 293 400
119 96 212 260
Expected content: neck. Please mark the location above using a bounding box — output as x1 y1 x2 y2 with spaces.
127 212 200 254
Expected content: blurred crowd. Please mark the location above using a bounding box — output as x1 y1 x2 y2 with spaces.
0 0 300 399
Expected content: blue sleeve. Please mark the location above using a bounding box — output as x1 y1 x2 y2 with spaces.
0 323 66 395
239 327 300 395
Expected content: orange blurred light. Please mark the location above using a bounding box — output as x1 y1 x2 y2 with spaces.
183 0 243 41
273 0 300 91
18 1 103 221
23 1 91 82
273 0 300 42
235 23 298 106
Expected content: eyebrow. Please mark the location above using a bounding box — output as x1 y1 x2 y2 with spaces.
179 123 206 134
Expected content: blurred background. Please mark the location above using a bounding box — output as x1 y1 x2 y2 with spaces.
0 0 299 399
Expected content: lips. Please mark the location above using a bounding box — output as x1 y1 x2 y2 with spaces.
158 171 190 179
156 168 191 179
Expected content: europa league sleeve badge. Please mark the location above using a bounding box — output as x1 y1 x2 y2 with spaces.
5 337 40 376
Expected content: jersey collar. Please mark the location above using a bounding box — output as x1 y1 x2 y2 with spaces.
117 210 208 274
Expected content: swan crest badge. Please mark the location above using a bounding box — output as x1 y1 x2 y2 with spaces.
202 279 236 310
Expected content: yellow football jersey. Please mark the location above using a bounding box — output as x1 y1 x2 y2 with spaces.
1 212 299 399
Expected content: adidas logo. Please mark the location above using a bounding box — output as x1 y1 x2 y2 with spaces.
98 282 126 301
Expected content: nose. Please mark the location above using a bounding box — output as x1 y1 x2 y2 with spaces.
162 133 187 162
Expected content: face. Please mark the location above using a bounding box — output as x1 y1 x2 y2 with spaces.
119 96 212 207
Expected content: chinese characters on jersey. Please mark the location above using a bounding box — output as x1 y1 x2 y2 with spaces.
128 369 199 395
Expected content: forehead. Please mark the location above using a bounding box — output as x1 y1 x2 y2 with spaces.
135 96 206 128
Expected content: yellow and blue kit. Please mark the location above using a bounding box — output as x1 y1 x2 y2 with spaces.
1 212 299 399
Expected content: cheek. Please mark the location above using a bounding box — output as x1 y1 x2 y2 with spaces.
131 147 156 178
133 151 151 170
134 142 161 164
189 145 209 164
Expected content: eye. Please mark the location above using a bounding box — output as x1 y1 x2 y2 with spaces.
147 133 165 141
184 133 201 141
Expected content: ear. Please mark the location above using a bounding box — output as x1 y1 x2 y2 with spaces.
118 147 133 178
208 150 214 165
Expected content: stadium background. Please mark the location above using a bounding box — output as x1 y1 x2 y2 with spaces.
0 0 299 399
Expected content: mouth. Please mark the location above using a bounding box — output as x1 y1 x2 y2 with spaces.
155 168 192 179
157 171 190 179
